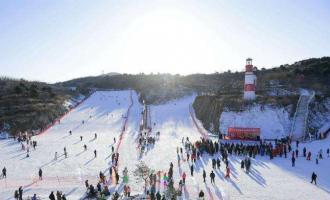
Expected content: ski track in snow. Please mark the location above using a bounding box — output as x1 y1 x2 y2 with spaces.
0 91 330 200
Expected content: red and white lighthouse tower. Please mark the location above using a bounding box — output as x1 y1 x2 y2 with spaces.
243 58 257 100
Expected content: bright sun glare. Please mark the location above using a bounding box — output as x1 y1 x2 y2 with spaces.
106 8 227 74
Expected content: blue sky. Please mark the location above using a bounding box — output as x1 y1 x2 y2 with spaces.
0 0 329 83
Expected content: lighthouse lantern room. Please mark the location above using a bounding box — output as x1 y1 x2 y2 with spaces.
243 58 257 100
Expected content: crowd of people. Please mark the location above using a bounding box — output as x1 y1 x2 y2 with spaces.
4 120 330 200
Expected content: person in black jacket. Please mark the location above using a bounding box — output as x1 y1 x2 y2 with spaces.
311 172 317 185
202 170 206 182
38 168 43 180
18 186 23 200
210 171 215 184
199 190 205 199
49 191 55 200
156 191 161 200
2 167 6 178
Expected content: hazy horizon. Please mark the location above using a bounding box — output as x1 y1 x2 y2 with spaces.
1 0 330 83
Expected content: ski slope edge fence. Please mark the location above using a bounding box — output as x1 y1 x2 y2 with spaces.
115 90 134 167
189 104 208 139
36 91 96 137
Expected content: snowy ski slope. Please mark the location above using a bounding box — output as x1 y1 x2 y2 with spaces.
1 90 330 199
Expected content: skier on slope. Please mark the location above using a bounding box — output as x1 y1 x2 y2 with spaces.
38 168 43 180
64 147 67 158
190 165 194 176
84 144 87 151
54 152 58 160
94 133 97 139
2 167 6 178
94 150 97 158
123 167 129 183
85 180 89 189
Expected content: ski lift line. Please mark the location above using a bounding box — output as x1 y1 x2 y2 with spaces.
189 104 208 139
36 91 96 137
115 90 134 166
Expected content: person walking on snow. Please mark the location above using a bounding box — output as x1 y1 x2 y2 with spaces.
2 167 6 178
241 160 245 169
210 171 215 184
18 186 23 200
85 180 89 189
217 158 221 169
31 194 37 200
311 172 317 185
123 167 129 183
182 172 186 185
38 168 43 180
203 170 206 182
307 152 311 160
225 166 230 178
14 190 19 200
295 149 299 158
291 156 296 167
49 191 55 200
199 190 205 199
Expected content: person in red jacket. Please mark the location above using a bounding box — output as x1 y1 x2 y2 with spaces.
182 172 186 185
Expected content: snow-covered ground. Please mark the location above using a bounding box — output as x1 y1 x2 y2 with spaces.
1 91 330 199
220 105 291 139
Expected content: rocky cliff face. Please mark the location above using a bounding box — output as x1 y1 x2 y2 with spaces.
193 95 222 133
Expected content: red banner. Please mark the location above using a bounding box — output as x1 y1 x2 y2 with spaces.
227 127 260 140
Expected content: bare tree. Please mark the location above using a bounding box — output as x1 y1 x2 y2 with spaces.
133 161 154 192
